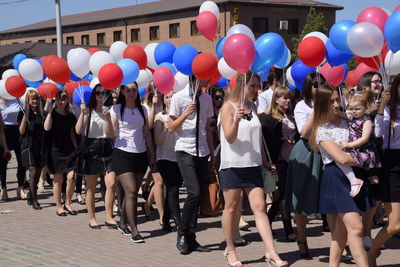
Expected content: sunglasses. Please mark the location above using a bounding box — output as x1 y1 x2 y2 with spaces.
214 95 224 101
371 80 382 85
312 81 325 88
95 91 106 96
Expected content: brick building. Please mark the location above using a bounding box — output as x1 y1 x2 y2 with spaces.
0 0 342 56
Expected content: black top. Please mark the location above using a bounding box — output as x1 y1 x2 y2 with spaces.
18 111 46 153
47 110 77 154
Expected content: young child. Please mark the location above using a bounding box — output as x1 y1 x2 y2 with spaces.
340 92 381 197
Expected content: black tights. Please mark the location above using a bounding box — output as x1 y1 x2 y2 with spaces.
118 172 143 236
28 166 42 204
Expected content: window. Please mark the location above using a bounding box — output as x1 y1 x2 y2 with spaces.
52 38 57 43
288 19 299 34
131 28 140 42
190 21 200 36
12 42 19 44
25 40 32 43
97 33 105 46
81 35 89 45
113 30 122 42
38 39 45 43
149 26 160 40
169 23 180 38
252 17 268 33
66 36 74 45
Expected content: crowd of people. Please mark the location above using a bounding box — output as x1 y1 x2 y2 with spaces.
1 70 400 267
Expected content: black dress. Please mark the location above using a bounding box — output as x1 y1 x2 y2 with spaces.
18 111 47 167
47 111 77 174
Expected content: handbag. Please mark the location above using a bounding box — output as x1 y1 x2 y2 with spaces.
75 112 91 174
261 135 279 194
200 144 224 215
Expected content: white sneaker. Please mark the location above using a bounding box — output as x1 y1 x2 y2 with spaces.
364 236 372 250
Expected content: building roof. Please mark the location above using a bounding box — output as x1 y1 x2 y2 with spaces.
0 43 108 67
0 0 342 34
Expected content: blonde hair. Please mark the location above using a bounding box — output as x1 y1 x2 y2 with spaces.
270 86 291 120
25 89 43 116
228 71 260 102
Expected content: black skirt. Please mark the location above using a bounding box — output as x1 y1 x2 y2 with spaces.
219 166 264 189
21 147 48 167
382 149 400 202
48 148 75 174
80 138 113 175
112 148 148 176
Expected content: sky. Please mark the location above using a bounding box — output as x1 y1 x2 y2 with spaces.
0 0 399 31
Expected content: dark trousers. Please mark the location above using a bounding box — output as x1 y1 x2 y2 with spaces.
0 126 26 188
175 151 208 235
157 160 183 224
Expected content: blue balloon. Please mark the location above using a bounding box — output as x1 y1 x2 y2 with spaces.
329 20 356 55
325 39 353 66
216 37 226 59
70 72 82 82
158 62 177 75
341 64 349 84
84 73 94 82
252 33 285 72
117 58 140 86
257 68 270 82
216 77 229 88
25 80 42 88
275 46 289 69
384 10 400 53
291 60 315 89
139 87 147 98
154 41 176 65
13 54 27 71
73 85 92 106
173 45 198 75
288 83 297 91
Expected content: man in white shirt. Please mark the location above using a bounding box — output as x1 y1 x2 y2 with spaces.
257 70 282 113
169 76 215 254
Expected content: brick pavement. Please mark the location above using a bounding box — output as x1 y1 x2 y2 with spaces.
0 156 399 267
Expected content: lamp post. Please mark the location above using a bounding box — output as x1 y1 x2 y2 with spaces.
55 0 63 58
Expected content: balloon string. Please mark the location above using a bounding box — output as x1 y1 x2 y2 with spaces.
282 67 286 86
103 91 111 105
16 98 25 115
192 79 199 102
338 85 345 111
316 66 321 88
378 53 389 91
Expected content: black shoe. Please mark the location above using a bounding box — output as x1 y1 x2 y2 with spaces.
161 223 173 232
341 252 353 262
189 238 211 252
131 234 145 243
118 225 132 236
27 192 33 205
63 205 77 215
32 202 42 210
234 239 251 247
141 203 152 221
104 222 118 229
56 211 68 216
297 241 313 259
176 233 190 255
89 224 101 229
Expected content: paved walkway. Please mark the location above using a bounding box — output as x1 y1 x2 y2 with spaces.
0 157 399 266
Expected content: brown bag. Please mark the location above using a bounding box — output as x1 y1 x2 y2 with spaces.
200 168 224 215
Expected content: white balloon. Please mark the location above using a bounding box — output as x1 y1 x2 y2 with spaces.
226 24 255 42
347 22 384 58
174 72 189 92
110 41 128 62
0 79 15 100
286 67 295 85
145 43 159 69
67 48 91 78
18 59 43 82
89 51 115 77
2 69 19 80
382 8 392 17
90 77 100 89
384 50 400 76
303 31 328 44
136 69 153 88
218 58 237 79
199 1 220 20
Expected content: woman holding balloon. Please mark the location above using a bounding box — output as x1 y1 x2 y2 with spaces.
44 90 78 216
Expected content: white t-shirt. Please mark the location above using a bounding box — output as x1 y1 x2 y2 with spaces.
156 112 177 162
294 100 313 134
169 85 213 157
88 110 107 138
0 100 20 126
316 119 349 165
257 88 273 113
110 104 148 153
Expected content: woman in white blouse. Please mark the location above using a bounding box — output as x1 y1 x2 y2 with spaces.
368 75 400 267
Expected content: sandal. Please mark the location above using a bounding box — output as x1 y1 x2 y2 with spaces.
350 179 364 197
76 193 85 205
224 249 243 267
265 251 288 267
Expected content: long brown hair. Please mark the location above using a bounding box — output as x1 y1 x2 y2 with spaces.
270 86 291 120
389 74 400 127
309 84 337 152
229 71 260 102
55 90 71 114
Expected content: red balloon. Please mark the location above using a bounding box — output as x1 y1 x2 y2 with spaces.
356 7 389 32
192 53 218 81
38 83 58 99
354 63 378 84
65 80 90 96
197 11 218 41
229 75 237 90
354 43 388 69
123 45 147 70
298 37 326 67
88 48 101 55
210 71 222 86
319 63 345 87
345 70 358 87
98 64 123 90
153 67 174 95
5 76 26 98
42 56 70 83
223 33 255 74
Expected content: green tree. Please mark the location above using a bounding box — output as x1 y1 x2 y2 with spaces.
291 7 329 61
